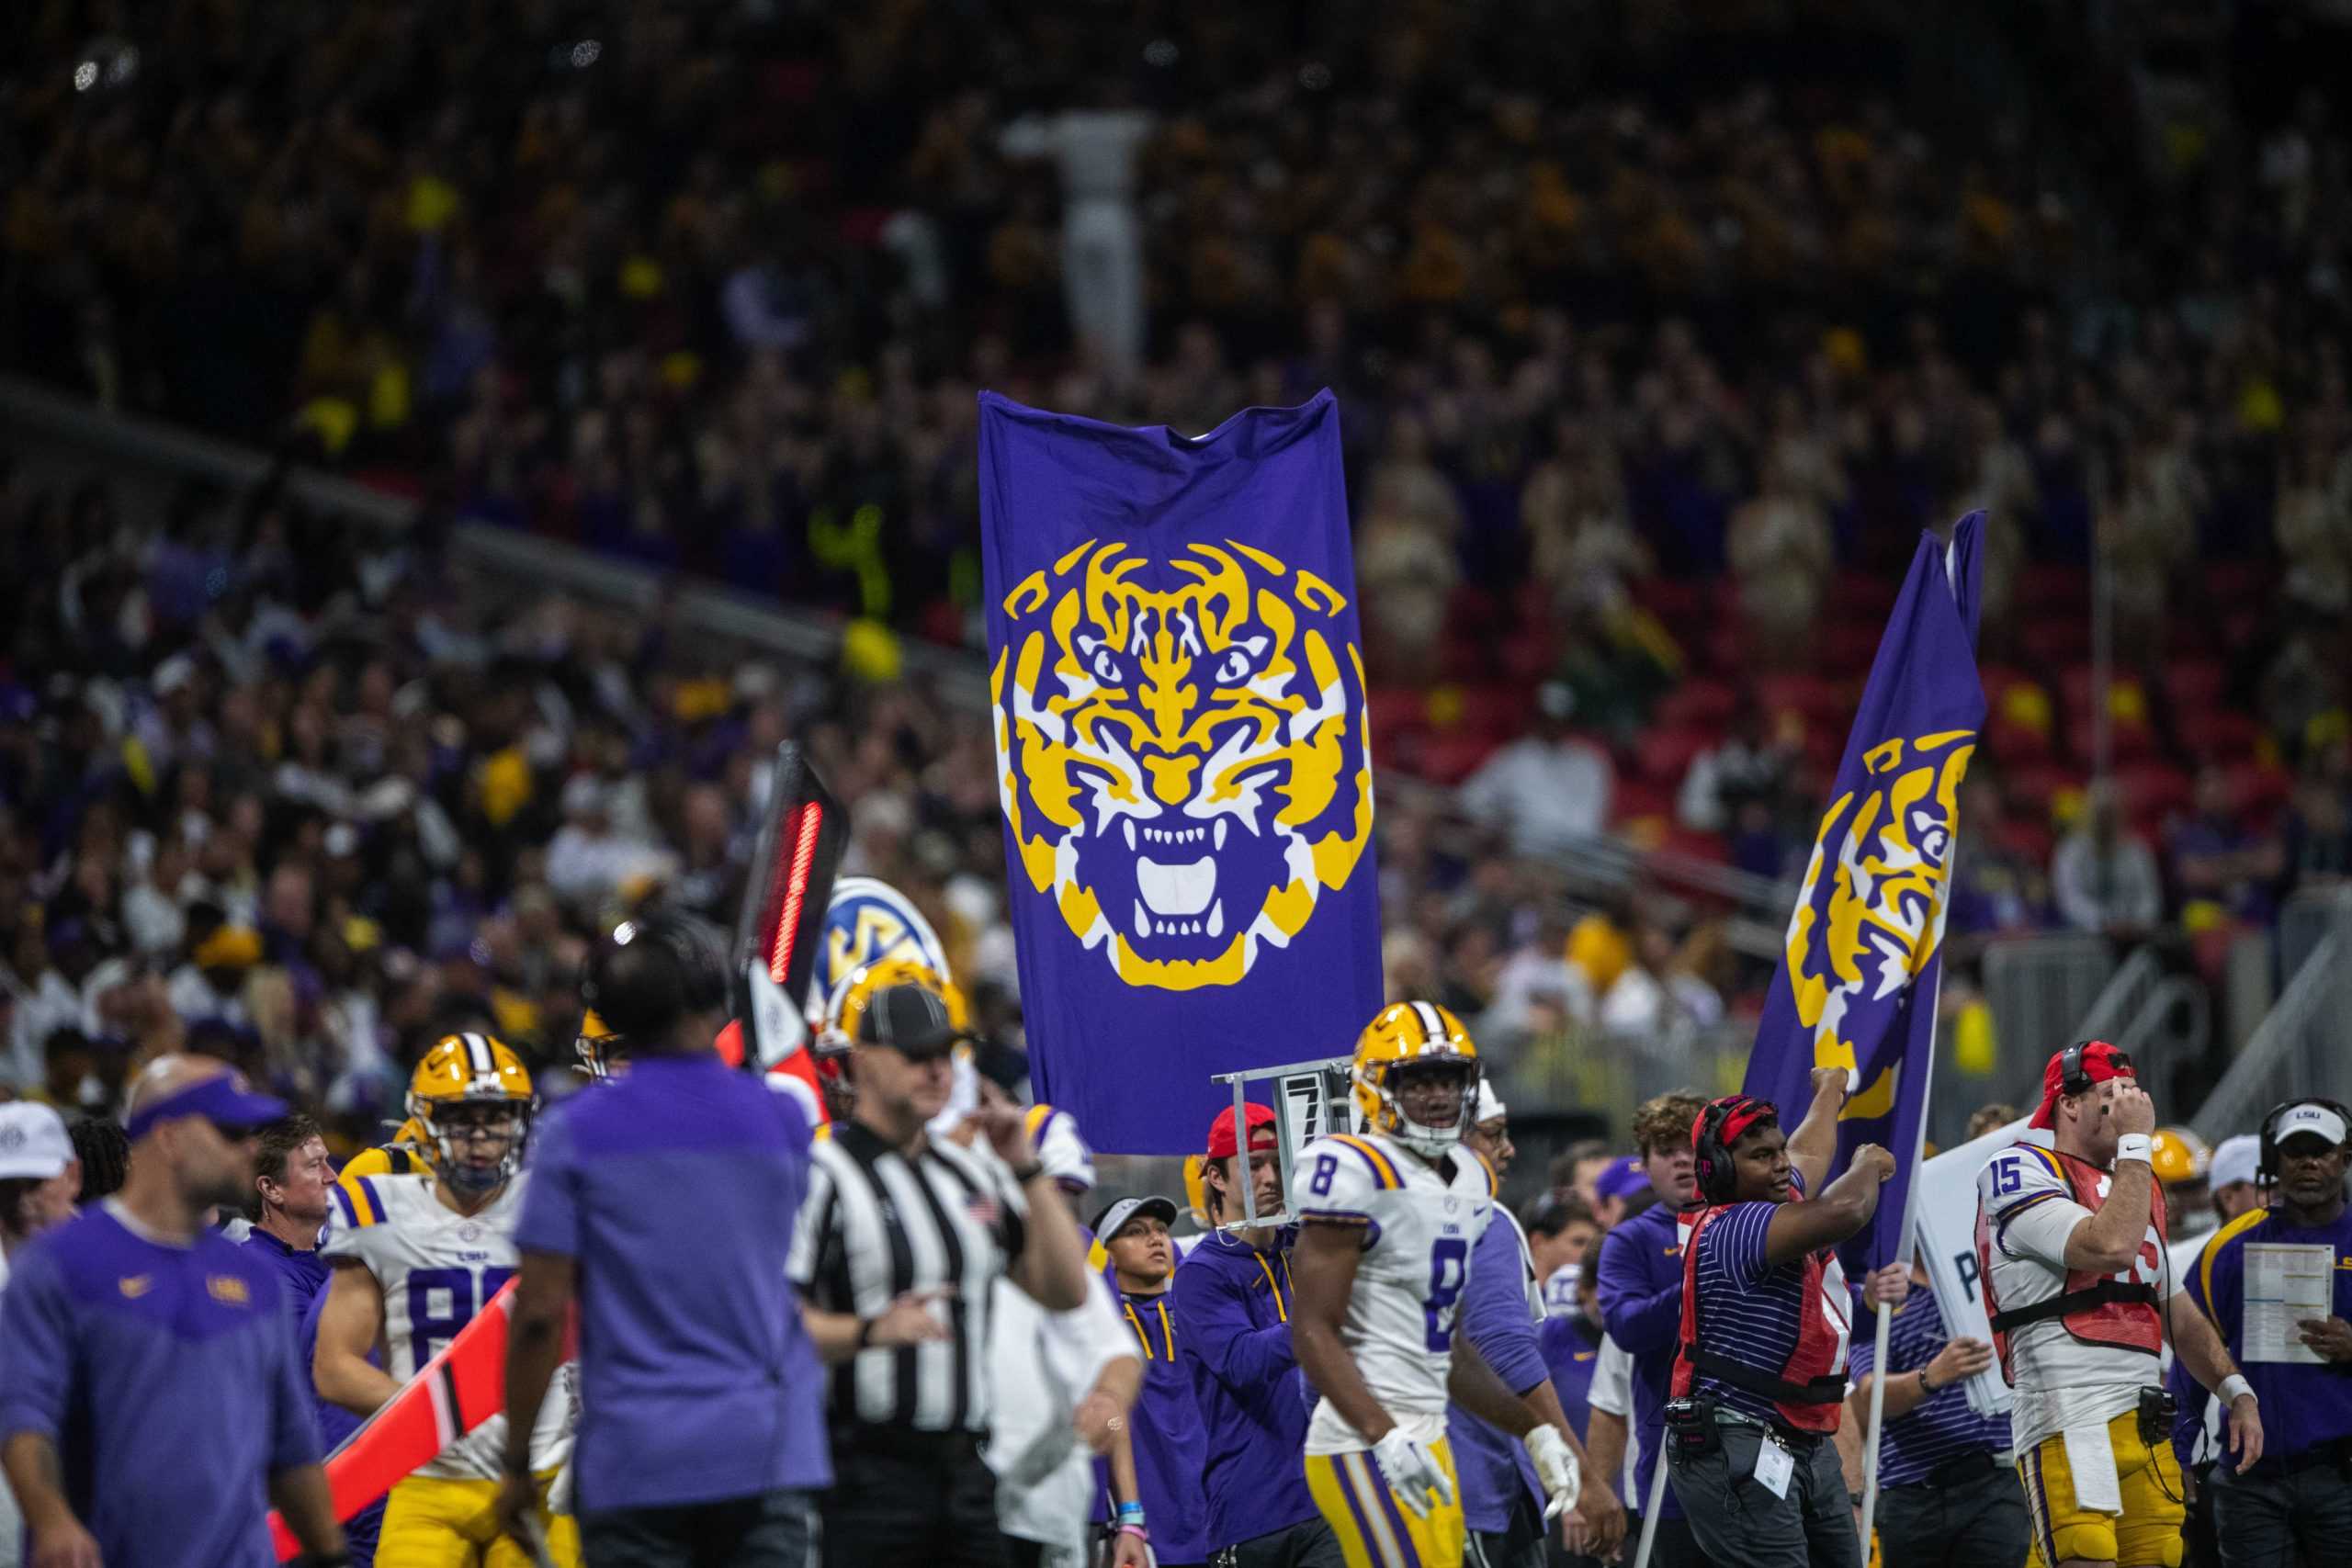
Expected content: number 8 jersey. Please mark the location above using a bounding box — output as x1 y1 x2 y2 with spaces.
1293 1129 1494 1454
322 1171 577 1481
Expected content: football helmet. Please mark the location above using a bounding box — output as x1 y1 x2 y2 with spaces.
2150 1125 2211 1188
574 1008 617 1081
407 1032 537 1195
819 956 972 1057
1351 1001 1482 1159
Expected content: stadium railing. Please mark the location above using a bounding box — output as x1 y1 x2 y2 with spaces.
2191 890 2352 1145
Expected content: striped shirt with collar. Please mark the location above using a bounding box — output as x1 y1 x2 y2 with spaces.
789 1119 1030 1434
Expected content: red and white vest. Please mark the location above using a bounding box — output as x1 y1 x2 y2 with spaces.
1976 1145 2166 1382
1671 1203 1851 1434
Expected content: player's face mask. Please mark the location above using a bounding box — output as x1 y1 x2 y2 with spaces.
424 1100 530 1194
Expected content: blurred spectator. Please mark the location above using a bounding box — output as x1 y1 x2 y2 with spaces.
2051 784 2164 937
2279 744 2352 894
1675 699 1797 834
2167 765 2283 925
1460 683 1613 854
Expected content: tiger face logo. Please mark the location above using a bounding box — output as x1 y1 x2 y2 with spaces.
1783 730 1974 1113
991 539 1374 990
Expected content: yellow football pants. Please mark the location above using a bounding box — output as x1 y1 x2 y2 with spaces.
2018 1409 2185 1568
377 1472 581 1568
1306 1438 1469 1568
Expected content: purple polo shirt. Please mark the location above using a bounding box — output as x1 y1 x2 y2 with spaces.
515 1052 831 1511
0 1204 320 1566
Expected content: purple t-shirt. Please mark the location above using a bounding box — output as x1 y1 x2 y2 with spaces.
515 1053 831 1510
0 1204 319 1566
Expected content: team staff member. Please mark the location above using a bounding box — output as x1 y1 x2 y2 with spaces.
244 1115 336 1317
1174 1102 1342 1568
1667 1083 1893 1568
1847 1261 2027 1568
1455 1084 1585 1568
1100 1195 1211 1568
0 1055 345 1567
1523 1191 1600 1314
0 1102 79 1568
791 980 1093 1568
502 913 830 1564
1976 1043 2260 1568
2186 1100 2352 1566
1592 1089 1715 1568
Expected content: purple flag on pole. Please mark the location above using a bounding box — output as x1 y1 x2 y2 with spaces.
978 391 1383 1154
1742 513 1986 1272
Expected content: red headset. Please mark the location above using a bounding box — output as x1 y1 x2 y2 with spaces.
1690 1095 1778 1205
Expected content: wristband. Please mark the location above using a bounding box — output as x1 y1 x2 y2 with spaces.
854 1316 877 1349
1917 1368 1937 1395
2115 1134 2154 1166
1118 1526 1150 1543
2219 1373 2255 1404
1010 1162 1046 1184
1117 1502 1148 1524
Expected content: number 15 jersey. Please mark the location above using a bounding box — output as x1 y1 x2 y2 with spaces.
1292 1130 1493 1455
322 1172 576 1482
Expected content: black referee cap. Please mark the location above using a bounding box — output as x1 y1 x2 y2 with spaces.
856 982 968 1060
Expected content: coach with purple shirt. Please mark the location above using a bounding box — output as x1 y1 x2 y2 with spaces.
500 913 830 1565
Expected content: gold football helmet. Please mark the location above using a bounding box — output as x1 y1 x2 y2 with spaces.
407 1033 537 1194
1351 1001 1482 1158
819 956 971 1055
2151 1126 2211 1188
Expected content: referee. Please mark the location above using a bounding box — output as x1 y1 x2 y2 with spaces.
792 979 1092 1568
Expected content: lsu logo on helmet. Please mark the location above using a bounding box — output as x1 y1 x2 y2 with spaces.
808 876 956 1041
990 538 1374 991
1782 729 1973 1114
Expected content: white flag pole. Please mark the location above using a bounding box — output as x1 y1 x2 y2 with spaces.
1630 1441 1671 1568
1857 962 1944 1552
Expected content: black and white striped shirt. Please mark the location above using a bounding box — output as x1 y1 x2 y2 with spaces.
788 1121 1030 1433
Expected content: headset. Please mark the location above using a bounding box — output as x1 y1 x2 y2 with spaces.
2256 1097 2352 1189
1691 1095 1777 1205
2058 1039 2132 1100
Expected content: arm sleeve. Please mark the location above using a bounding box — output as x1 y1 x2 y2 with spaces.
1292 1138 1384 1235
786 1155 838 1293
513 1111 582 1259
1594 1222 1684 1355
0 1246 73 1444
267 1281 323 1472
1588 1337 1633 1418
1173 1254 1296 1401
1976 1149 2086 1264
1461 1220 1547 1393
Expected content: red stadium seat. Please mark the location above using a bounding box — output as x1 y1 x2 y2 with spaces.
1635 725 1715 784
2005 762 2078 819
2019 619 2091 668
2018 564 2088 615
1612 777 1675 825
1657 678 1738 729
2163 659 2225 711
2175 707 2263 760
1830 570 1895 619
1419 730 1502 785
2114 761 2193 826
2224 760 2293 819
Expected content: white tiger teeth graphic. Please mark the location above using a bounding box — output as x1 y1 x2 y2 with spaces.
1215 818 1227 851
1133 899 1149 941
1207 898 1224 937
1125 819 1136 851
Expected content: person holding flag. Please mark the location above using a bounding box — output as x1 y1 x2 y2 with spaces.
1663 1086 1896 1568
1974 1042 2261 1568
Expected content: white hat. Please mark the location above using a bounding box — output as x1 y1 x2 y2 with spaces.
0 1102 74 1180
1476 1079 1509 1124
2211 1134 2262 1190
2272 1101 2349 1152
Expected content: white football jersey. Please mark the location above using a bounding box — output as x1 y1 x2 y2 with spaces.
1976 1133 2167 1454
322 1172 575 1482
1292 1130 1494 1454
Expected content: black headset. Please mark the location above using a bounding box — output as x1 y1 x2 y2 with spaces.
2256 1098 2352 1188
2058 1039 2130 1099
1691 1095 1775 1205
579 908 729 1047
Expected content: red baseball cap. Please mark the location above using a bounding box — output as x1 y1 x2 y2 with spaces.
2030 1040 2135 1129
1206 1102 1278 1159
